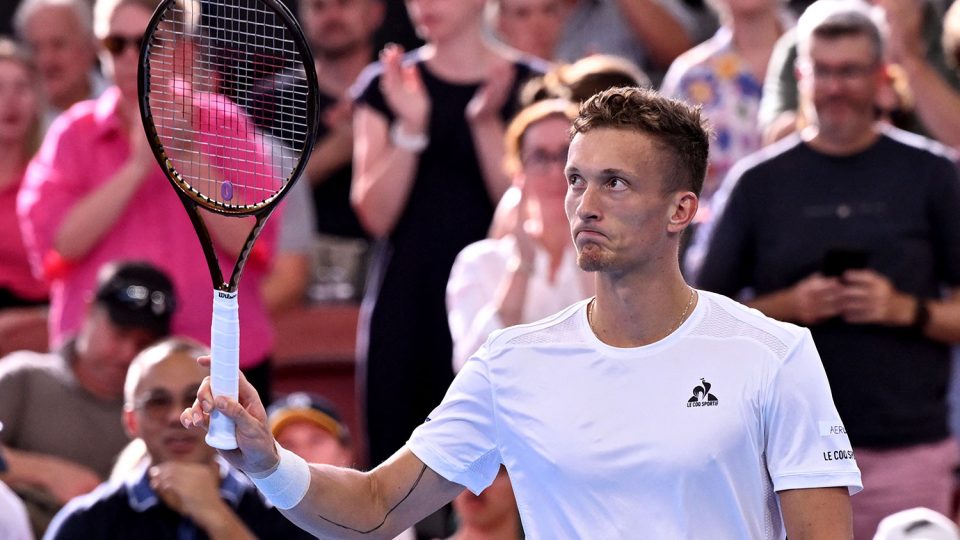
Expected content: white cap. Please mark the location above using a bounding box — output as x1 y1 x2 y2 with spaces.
873 508 960 540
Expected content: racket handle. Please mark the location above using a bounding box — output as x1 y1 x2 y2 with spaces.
207 290 240 450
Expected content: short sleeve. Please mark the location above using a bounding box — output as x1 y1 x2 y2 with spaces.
763 331 862 494
350 61 393 122
406 356 501 495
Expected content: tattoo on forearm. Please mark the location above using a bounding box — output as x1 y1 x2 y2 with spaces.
315 463 428 534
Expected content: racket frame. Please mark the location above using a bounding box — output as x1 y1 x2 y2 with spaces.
138 0 319 448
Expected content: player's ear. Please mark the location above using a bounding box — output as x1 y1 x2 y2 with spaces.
666 191 698 234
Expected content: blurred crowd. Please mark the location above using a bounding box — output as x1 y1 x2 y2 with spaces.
1 0 959 538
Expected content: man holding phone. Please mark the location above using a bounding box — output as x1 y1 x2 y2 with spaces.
698 2 960 538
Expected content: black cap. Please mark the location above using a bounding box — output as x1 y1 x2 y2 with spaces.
93 261 176 337
267 392 350 446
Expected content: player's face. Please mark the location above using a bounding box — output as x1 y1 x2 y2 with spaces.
299 0 381 59
127 352 214 464
799 34 882 143
565 128 687 275
405 0 485 43
519 114 570 223
275 420 352 467
496 0 566 60
0 59 39 144
22 5 96 108
100 3 152 103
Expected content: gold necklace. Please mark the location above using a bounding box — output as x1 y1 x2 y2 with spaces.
587 288 697 335
673 288 697 332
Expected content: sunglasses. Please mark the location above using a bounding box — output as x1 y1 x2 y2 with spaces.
102 35 144 56
98 282 174 316
135 387 200 422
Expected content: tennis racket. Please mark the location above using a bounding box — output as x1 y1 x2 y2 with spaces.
138 0 318 449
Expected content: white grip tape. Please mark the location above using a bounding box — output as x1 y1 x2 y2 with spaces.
249 444 311 510
207 290 239 450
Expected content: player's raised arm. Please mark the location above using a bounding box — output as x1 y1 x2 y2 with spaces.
181 359 464 539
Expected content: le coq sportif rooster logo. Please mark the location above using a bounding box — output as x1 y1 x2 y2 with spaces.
687 378 719 407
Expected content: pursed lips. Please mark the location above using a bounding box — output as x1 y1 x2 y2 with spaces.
573 226 607 242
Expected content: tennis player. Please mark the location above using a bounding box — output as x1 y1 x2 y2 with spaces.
182 86 861 539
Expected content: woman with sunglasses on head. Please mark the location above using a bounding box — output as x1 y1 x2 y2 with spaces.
0 38 47 313
17 0 282 400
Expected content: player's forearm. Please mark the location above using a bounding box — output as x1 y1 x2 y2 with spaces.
267 448 460 540
616 0 693 69
53 161 147 259
278 464 406 539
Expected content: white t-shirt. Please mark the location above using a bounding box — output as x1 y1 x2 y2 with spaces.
409 290 861 539
446 237 591 372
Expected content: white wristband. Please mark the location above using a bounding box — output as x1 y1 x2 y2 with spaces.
390 122 429 153
247 444 310 509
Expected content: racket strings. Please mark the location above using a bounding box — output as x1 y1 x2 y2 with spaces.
145 0 310 209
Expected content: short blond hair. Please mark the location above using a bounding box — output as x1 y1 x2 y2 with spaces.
573 86 709 196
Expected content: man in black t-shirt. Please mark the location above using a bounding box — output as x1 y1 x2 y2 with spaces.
698 2 960 538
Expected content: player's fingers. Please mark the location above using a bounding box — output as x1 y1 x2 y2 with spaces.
213 394 260 429
196 354 212 367
181 405 207 430
182 376 214 429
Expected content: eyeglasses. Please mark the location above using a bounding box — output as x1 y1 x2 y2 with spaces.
102 35 144 56
521 147 568 172
802 61 880 83
135 387 200 422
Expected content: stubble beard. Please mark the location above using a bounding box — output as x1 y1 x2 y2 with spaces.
576 244 612 272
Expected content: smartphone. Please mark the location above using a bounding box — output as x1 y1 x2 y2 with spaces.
821 248 870 277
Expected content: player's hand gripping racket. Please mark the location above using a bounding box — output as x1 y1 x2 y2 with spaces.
138 0 318 449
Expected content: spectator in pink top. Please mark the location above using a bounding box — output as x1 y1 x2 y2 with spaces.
0 38 48 310
17 0 281 398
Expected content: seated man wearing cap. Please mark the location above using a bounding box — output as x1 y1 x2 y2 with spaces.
45 338 315 540
268 392 353 468
0 260 174 535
